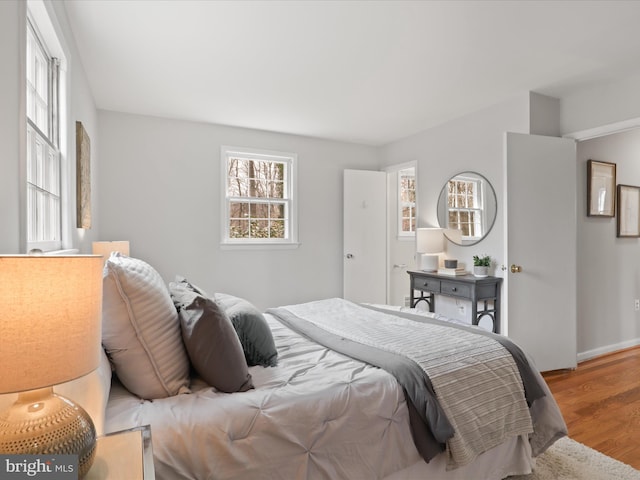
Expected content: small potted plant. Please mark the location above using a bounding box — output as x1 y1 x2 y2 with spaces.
472 254 491 277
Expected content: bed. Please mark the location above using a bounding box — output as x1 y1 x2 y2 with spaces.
98 254 567 480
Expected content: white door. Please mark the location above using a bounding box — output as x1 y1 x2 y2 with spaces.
344 169 386 304
505 132 577 372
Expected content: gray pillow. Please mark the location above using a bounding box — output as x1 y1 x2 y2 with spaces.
215 293 278 367
170 282 254 393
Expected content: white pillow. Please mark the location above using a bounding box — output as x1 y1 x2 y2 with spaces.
102 253 190 399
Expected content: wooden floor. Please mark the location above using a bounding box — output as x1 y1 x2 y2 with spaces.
542 346 640 470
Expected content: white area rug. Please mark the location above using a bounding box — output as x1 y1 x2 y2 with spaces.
509 437 640 480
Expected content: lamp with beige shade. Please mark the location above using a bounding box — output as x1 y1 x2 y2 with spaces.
415 227 444 272
92 241 130 264
0 255 103 478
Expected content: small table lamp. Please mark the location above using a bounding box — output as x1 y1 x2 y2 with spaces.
0 255 103 478
92 241 130 264
416 227 444 272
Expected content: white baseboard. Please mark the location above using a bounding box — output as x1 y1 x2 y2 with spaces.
577 337 640 363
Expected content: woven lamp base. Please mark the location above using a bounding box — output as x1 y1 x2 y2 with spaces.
0 388 96 478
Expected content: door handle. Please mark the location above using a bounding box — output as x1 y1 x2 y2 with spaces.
346 253 354 259
393 263 407 269
510 264 523 273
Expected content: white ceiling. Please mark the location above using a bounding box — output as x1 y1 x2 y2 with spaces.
63 0 640 146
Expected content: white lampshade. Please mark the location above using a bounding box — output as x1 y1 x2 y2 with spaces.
0 255 103 476
416 227 444 254
92 240 130 260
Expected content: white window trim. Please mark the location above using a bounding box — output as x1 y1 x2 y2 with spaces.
220 145 299 250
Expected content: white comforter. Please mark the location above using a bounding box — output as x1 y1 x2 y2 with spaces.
104 303 566 480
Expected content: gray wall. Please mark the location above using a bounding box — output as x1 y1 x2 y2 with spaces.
0 1 24 253
379 93 530 321
577 129 640 359
3 0 640 360
97 110 379 310
561 71 640 136
381 95 529 269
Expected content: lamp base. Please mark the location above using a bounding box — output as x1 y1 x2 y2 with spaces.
0 388 96 478
420 253 439 272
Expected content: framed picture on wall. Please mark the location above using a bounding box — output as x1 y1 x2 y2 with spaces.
617 184 640 237
587 159 616 217
76 121 91 229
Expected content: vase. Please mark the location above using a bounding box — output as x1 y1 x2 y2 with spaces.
473 266 489 277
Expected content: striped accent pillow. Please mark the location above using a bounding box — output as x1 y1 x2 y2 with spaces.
102 253 190 399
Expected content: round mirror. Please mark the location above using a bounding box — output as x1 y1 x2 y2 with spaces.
437 171 497 246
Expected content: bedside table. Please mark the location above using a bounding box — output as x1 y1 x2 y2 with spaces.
85 425 155 480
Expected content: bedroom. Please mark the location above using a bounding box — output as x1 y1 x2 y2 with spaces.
1 0 640 478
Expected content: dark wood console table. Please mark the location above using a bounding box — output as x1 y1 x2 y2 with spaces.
408 270 503 333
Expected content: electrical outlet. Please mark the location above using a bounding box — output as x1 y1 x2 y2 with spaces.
635 299 639 311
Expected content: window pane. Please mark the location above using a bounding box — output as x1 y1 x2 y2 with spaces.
468 223 476 237
250 203 269 219
35 137 44 188
271 203 285 219
50 194 60 240
230 219 249 238
27 185 36 242
228 158 249 178
267 180 284 199
27 24 49 135
250 219 270 238
229 202 249 219
270 220 285 239
250 161 284 182
250 179 267 197
227 176 248 197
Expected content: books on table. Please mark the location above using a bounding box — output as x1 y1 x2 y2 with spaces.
437 267 467 276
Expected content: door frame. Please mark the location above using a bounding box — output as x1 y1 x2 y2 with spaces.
384 161 418 306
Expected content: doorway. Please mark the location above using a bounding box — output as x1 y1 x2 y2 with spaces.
385 162 417 306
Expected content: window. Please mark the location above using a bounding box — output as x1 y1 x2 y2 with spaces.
446 175 484 240
398 167 416 236
26 14 62 252
221 146 298 247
